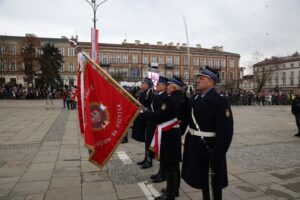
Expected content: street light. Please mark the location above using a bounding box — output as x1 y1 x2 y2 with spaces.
84 0 109 29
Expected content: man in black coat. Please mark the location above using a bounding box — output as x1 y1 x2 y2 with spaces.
182 67 234 200
132 77 154 165
292 89 300 137
144 76 185 200
145 77 168 174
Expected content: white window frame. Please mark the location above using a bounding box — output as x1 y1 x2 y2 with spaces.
123 54 128 63
194 57 199 66
59 48 64 56
132 54 138 64
110 53 115 63
69 63 74 72
68 48 75 57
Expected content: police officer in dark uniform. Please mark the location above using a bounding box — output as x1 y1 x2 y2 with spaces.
292 89 300 137
144 76 185 200
182 67 234 200
147 76 169 178
132 77 154 165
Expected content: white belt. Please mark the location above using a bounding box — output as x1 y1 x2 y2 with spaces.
173 124 180 128
186 126 216 137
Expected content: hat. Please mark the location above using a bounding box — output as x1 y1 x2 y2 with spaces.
142 77 153 87
168 75 185 87
196 66 219 82
157 76 169 85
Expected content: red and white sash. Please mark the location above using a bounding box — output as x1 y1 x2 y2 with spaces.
150 118 180 160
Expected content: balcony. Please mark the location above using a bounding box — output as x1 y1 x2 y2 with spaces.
100 62 110 67
165 63 174 68
150 62 159 68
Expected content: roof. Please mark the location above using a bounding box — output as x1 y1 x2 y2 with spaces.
0 35 70 44
253 52 300 67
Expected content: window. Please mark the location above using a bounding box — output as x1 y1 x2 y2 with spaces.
166 56 172 64
290 79 294 85
122 68 128 77
116 54 121 63
10 61 16 71
166 70 172 78
110 53 115 63
221 59 225 67
230 72 234 80
194 57 199 66
143 55 148 64
221 72 225 80
101 53 108 62
184 70 189 80
0 46 3 55
109 67 115 75
283 64 286 68
194 70 199 76
291 63 294 68
11 46 16 55
208 58 213 67
142 69 147 78
59 48 64 56
184 56 188 65
69 63 74 72
174 69 179 76
159 56 164 64
60 64 64 72
174 56 180 65
214 59 220 68
201 57 206 67
282 72 286 78
291 71 294 77
150 56 157 63
283 80 286 85
159 69 165 76
123 54 128 63
229 59 234 68
68 48 75 57
132 54 138 64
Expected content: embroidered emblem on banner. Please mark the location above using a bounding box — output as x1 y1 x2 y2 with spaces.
161 103 167 110
90 102 110 131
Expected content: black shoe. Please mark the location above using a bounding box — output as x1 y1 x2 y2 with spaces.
154 194 174 200
294 133 300 137
137 159 146 165
141 161 152 169
152 175 166 183
161 188 179 197
150 172 160 179
121 137 128 144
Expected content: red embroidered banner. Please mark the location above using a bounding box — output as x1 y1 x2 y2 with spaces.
83 62 139 168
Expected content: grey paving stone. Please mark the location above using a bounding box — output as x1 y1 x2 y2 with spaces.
11 181 49 196
83 193 118 200
25 194 45 200
44 188 81 200
228 183 266 199
49 177 81 189
115 184 145 199
53 167 80 177
237 172 282 185
82 181 115 195
259 184 300 200
20 170 53 182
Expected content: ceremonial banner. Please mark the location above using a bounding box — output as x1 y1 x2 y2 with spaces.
91 28 99 62
83 61 139 168
77 52 85 134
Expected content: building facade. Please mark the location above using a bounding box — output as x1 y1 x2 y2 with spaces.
0 35 240 88
253 52 300 93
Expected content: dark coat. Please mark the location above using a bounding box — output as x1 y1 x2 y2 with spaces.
292 96 300 115
145 91 168 148
144 90 183 164
132 88 153 142
182 88 234 190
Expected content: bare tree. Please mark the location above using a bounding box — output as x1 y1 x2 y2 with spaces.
20 35 41 87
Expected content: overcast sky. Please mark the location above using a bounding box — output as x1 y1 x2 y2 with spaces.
0 0 300 74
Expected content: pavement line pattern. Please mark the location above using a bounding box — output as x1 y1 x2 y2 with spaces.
147 183 160 197
138 182 154 200
116 151 133 164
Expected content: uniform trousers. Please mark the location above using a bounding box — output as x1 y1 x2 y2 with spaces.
163 162 180 198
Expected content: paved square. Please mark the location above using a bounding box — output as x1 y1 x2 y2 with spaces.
0 100 299 200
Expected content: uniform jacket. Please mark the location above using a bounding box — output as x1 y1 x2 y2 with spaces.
182 88 234 189
132 88 153 142
292 96 300 115
144 90 183 163
145 91 168 148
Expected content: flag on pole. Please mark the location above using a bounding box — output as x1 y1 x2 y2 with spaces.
77 52 85 134
91 28 99 62
83 60 139 168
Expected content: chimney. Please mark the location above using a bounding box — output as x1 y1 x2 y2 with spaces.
123 39 127 44
135 40 140 45
182 43 187 47
212 46 223 51
157 41 163 46
196 44 201 48
176 43 180 49
168 42 173 46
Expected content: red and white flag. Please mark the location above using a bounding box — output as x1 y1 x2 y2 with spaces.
150 118 180 160
91 28 99 62
83 61 139 168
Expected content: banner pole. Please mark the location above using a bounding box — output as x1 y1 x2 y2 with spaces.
82 52 143 108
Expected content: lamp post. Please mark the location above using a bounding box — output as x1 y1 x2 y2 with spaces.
84 0 109 29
